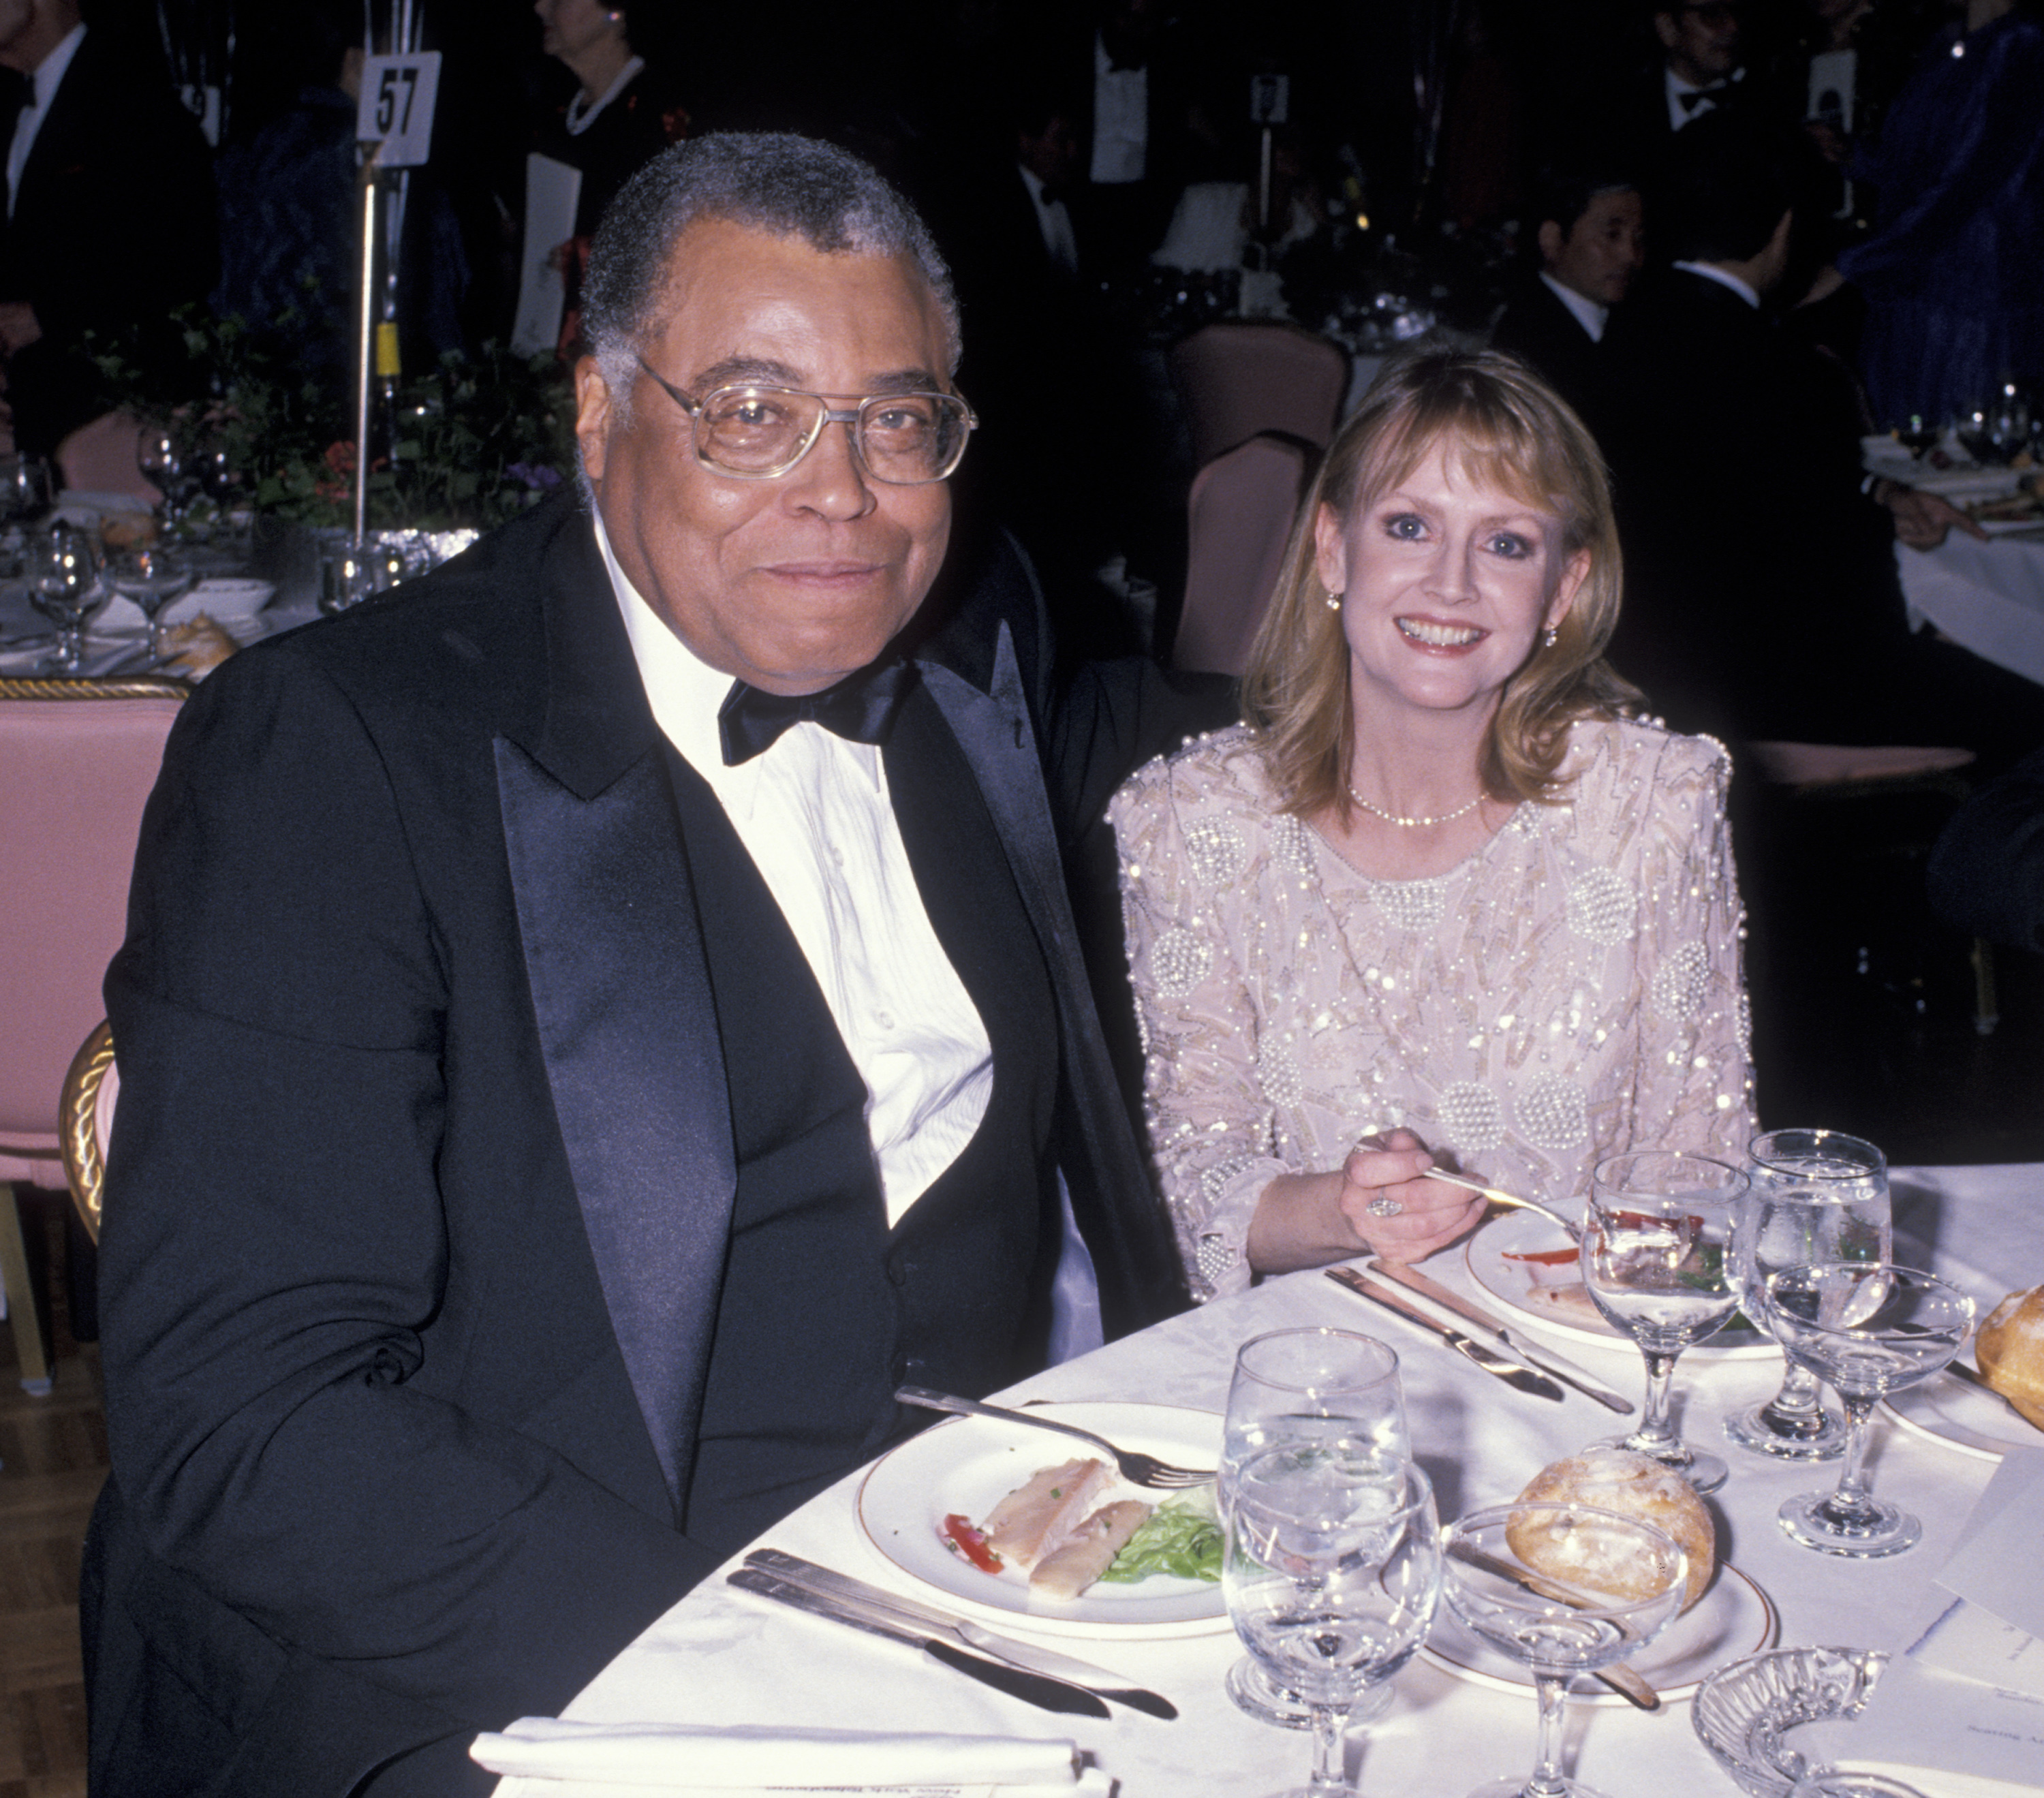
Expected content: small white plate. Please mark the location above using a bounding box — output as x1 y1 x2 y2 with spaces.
1883 1371 2039 1463
1423 1562 1778 1706
856 1401 1227 1639
1465 1211 1776 1361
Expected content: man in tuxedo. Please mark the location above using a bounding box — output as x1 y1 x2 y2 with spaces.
84 134 1188 1798
0 0 215 454
1603 111 2029 754
1490 170 1644 445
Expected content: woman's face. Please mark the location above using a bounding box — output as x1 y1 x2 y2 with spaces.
536 0 621 62
1314 439 1589 728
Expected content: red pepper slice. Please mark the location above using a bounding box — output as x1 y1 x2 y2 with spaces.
941 1513 1003 1575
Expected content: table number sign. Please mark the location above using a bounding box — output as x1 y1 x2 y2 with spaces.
356 51 442 167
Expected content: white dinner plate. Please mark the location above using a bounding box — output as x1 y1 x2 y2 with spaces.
1421 1562 1778 1707
1464 1211 1776 1361
856 1401 1228 1639
1883 1369 2040 1463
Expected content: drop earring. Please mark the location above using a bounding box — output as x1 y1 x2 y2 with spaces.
1326 591 1343 613
1543 625 1558 648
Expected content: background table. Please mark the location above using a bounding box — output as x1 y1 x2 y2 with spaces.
1896 531 2044 689
492 1163 2039 1798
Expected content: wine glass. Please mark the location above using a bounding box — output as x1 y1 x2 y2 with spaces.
136 420 199 525
1222 1328 1410 1731
0 452 52 523
1222 1457 1440 1798
1580 1150 1748 1494
1726 1130 1891 1461
106 544 196 660
1442 1502 1687 1798
29 521 108 671
1766 1263 1973 1557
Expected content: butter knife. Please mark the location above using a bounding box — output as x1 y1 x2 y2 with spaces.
1365 1260 1636 1416
1443 1543 1661 1711
743 1551 1177 1719
727 1568 1111 1718
1327 1268 1564 1401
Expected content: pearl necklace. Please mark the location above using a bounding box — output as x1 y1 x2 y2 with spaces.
1347 786 1483 828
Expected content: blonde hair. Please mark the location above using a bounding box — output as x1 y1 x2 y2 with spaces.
1241 347 1639 820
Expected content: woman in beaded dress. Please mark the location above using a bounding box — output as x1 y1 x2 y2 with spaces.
1111 350 1755 1302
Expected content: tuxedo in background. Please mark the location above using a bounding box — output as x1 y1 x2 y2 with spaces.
1491 275 1620 448
83 491 1192 1797
0 27 215 454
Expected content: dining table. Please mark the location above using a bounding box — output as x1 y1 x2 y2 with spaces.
485 1160 2041 1798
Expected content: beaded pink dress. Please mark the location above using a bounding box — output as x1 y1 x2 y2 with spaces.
1109 715 1756 1301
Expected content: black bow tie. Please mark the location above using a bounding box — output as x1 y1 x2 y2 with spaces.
1679 83 1731 112
717 658 916 766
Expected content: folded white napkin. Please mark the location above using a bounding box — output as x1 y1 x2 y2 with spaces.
469 1720 1085 1790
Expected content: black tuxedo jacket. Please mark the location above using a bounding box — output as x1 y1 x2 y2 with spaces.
84 495 1188 1795
1489 275 1622 454
0 28 216 453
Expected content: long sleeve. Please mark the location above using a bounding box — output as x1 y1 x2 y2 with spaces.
1110 750 1295 1301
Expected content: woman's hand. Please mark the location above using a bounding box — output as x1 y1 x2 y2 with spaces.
1246 1128 1486 1275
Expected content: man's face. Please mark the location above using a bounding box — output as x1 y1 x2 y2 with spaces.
1019 114 1083 188
1658 3 1744 84
576 219 956 696
1540 189 1646 307
0 0 37 64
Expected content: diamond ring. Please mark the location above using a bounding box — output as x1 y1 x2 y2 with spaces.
1365 1196 1404 1219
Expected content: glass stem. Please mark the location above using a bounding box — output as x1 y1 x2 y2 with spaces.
1762 1362 1825 1425
1819 1398 1882 1525
1525 1670 1573 1798
1629 1348 1685 1461
1305 1701 1350 1795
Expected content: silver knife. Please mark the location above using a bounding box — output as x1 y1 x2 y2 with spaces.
1327 1268 1565 1401
743 1550 1177 1719
1365 1259 1636 1416
726 1568 1111 1718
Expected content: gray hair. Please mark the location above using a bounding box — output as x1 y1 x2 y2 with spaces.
581 132 961 425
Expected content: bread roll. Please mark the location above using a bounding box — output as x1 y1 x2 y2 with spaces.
1511 1446 1716 1611
1976 1286 2044 1430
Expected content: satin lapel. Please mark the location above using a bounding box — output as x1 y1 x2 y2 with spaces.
494 737 735 1516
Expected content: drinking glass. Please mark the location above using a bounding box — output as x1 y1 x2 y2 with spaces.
29 522 108 670
1222 1327 1410 1731
1223 1457 1439 1798
0 452 52 523
1767 1263 1972 1557
136 420 199 525
1442 1502 1687 1798
107 544 196 660
1581 1151 1747 1494
1726 1130 1890 1461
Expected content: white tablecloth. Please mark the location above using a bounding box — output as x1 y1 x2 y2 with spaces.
1897 531 2044 689
493 1163 2041 1798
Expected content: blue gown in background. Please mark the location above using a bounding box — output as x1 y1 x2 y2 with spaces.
1838 6 2044 427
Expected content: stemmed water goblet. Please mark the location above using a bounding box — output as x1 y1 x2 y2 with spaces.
0 452 52 524
1222 1453 1440 1798
136 419 200 527
106 544 196 662
1580 1150 1747 1494
1221 1327 1411 1731
1726 1130 1891 1461
1766 1262 1973 1557
29 521 108 670
1440 1502 1688 1798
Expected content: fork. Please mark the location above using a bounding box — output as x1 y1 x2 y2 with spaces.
893 1386 1214 1489
1423 1168 1583 1241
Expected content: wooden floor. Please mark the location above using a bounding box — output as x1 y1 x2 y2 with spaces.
0 1200 99 1798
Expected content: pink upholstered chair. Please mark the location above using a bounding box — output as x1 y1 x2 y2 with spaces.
0 677 185 1391
1166 322 1348 470
1173 434 1310 677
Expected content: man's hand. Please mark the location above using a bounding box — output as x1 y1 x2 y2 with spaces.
1878 479 1987 550
1337 1128 1487 1265
0 302 41 356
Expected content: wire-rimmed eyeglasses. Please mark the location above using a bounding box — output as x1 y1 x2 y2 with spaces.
635 358 976 485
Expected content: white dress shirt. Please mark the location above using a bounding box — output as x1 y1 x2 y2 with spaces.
597 514 993 1228
1538 270 1610 342
7 21 85 219
1673 259 1762 310
1019 164 1079 273
1090 34 1147 185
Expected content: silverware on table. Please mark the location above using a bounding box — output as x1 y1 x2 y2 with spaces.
1442 1541 1662 1711
1424 1167 1583 1241
1364 1259 1636 1416
743 1550 1177 1719
1327 1269 1564 1403
727 1568 1112 1718
893 1386 1213 1489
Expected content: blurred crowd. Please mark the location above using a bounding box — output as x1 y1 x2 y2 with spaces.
0 0 2038 745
